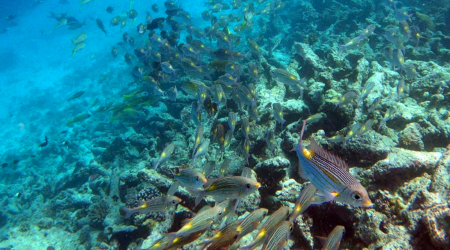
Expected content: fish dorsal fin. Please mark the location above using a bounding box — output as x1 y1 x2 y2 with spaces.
316 236 327 246
197 205 212 215
241 167 252 178
181 217 193 226
309 138 349 172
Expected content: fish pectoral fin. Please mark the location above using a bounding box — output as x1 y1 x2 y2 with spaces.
331 191 340 197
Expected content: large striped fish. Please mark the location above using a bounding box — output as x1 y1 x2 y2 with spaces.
295 121 373 207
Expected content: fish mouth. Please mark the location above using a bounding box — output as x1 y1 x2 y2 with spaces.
363 200 374 208
255 182 261 189
202 178 207 183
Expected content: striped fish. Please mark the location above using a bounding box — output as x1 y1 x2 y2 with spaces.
187 176 261 206
192 126 204 158
199 218 242 246
237 208 268 240
167 202 227 244
120 195 181 218
240 206 290 249
316 225 345 250
288 184 316 222
295 121 373 207
205 230 240 250
153 143 175 170
261 221 293 250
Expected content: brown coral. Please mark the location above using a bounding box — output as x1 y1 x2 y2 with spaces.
423 203 450 247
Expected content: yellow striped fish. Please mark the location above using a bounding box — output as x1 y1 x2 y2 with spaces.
295 121 373 207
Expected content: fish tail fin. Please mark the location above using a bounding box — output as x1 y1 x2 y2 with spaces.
186 188 204 207
153 160 159 170
166 232 178 246
299 120 307 144
72 50 75 57
120 206 135 218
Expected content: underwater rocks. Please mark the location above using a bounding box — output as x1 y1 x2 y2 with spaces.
398 123 425 150
361 147 442 190
254 156 290 171
99 137 127 163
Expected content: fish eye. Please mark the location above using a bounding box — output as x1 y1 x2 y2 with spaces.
172 200 176 204
196 177 199 181
290 226 294 232
246 183 251 189
352 192 362 201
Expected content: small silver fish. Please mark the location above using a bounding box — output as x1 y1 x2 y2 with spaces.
271 38 281 52
236 208 268 240
191 102 202 126
288 184 317 222
197 85 208 107
305 112 327 125
266 130 275 152
248 63 259 81
220 159 231 177
326 135 345 144
316 225 346 250
187 176 261 206
394 9 412 22
192 139 210 165
192 126 204 158
202 161 216 178
359 24 376 38
153 143 175 169
161 61 177 74
241 118 250 140
243 139 250 165
378 107 396 130
270 68 306 88
249 101 260 121
166 86 177 101
396 78 405 101
173 168 207 188
223 130 233 151
228 112 237 134
261 221 293 250
357 119 374 136
368 97 381 113
272 103 286 128
357 80 375 106
240 206 290 249
338 36 368 52
167 202 227 244
343 122 362 146
120 195 181 218
334 91 357 110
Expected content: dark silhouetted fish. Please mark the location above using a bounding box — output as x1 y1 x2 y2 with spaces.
39 136 48 148
96 19 107 36
68 91 85 102
146 17 165 30
106 6 114 13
